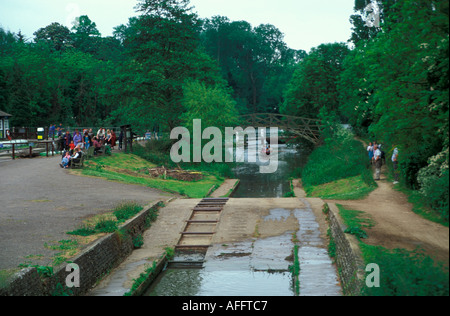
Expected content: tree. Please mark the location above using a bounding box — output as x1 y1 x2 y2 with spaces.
200 17 302 114
115 0 224 131
181 80 240 130
282 43 350 120
71 15 101 54
33 22 72 51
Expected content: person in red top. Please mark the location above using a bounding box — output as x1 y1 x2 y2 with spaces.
6 129 12 141
69 140 75 153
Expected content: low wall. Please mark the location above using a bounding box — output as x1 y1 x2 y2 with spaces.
326 203 365 296
0 200 163 296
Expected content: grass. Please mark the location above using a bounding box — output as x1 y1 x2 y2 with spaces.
79 153 223 198
305 175 376 200
289 245 300 296
360 243 449 296
300 127 377 201
336 204 449 296
394 183 449 227
67 202 152 237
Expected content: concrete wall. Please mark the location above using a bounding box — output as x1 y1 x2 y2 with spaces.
0 201 163 296
326 203 366 296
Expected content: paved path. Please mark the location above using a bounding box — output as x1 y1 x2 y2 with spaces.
0 155 174 270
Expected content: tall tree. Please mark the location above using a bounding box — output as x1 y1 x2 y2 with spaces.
282 43 350 120
71 15 101 54
200 17 303 114
113 0 225 131
33 22 72 51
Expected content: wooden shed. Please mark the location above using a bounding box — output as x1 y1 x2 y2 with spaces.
0 110 12 140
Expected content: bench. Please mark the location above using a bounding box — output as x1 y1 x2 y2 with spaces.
85 146 95 159
71 153 85 169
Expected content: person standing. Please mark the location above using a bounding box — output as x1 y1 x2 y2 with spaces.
73 129 82 148
63 130 72 151
367 142 374 163
392 147 399 184
373 145 382 181
118 130 124 150
83 131 91 150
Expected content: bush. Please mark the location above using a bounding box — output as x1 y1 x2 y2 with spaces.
417 149 449 222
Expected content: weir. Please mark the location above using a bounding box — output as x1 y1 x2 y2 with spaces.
90 143 342 296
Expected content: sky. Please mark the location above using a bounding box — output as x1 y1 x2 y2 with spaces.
0 0 356 52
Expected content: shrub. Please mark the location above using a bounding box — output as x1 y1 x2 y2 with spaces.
417 149 449 222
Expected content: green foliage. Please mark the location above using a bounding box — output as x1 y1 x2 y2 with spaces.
52 283 74 297
282 43 350 120
360 244 449 296
133 235 144 249
288 245 300 296
67 225 96 237
301 126 374 188
337 204 374 240
94 219 118 234
417 151 449 222
338 0 449 221
344 226 368 239
36 265 54 278
113 202 144 222
201 17 304 114
181 80 240 130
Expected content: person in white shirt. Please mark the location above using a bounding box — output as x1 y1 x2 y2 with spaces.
392 147 399 184
373 145 382 180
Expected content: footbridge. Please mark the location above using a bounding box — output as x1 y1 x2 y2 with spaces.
240 113 322 145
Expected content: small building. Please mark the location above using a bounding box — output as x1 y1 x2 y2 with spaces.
0 110 12 139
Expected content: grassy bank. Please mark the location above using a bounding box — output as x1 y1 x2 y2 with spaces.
79 152 224 198
336 204 449 296
300 127 377 200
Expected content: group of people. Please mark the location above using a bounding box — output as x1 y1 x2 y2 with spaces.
367 141 399 184
57 126 125 169
57 127 123 152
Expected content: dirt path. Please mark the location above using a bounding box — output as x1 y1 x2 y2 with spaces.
326 167 449 264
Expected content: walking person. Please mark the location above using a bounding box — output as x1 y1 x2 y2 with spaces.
392 147 399 184
367 142 374 163
373 145 383 181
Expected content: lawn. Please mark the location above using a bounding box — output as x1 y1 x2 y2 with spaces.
79 153 223 198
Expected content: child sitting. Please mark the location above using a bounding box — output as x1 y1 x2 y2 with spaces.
60 152 71 169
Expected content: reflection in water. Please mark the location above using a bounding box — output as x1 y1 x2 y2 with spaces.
146 269 293 297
